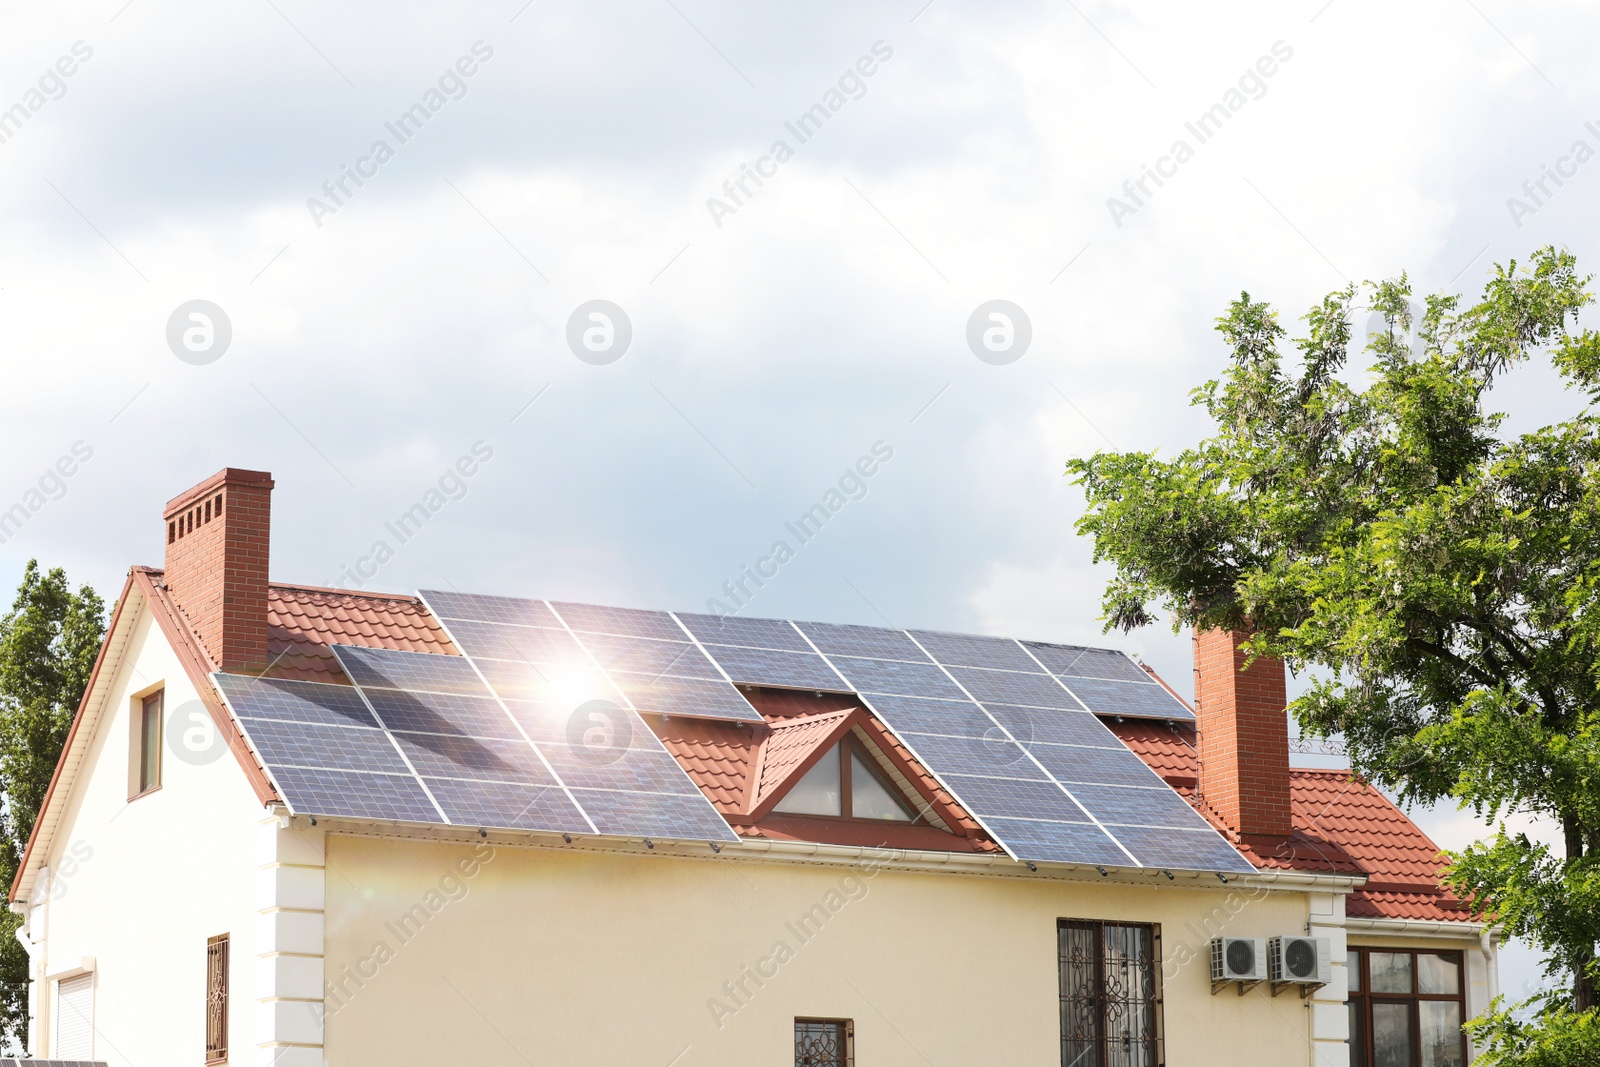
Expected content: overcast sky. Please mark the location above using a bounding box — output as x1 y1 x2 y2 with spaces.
3 0 1593 997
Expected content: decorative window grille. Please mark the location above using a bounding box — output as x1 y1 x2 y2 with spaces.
206 934 229 1063
795 1017 853 1067
1059 919 1164 1067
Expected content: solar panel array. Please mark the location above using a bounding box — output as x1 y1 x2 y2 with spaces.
212 641 736 842
213 589 1250 872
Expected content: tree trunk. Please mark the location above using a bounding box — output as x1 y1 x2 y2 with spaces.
1565 817 1597 1012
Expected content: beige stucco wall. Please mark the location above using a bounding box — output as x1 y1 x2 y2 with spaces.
23 597 264 1062
322 834 1326 1066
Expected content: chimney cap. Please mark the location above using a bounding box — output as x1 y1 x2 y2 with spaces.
164 468 274 516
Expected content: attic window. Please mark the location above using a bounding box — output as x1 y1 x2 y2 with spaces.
773 738 917 822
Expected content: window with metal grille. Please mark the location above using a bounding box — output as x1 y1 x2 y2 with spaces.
1058 919 1164 1067
795 1018 853 1067
206 934 229 1063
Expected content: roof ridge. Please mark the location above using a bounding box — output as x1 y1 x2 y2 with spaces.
767 707 855 731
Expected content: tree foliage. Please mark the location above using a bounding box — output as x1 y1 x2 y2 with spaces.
1068 247 1600 1060
0 562 105 1048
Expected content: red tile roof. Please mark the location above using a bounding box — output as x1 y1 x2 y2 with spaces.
649 715 760 815
1106 718 1470 923
265 582 457 682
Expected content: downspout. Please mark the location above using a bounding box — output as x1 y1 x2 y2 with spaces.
1480 929 1499 1003
10 867 46 1056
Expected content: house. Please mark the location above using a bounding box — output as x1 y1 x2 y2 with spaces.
8 469 1498 1066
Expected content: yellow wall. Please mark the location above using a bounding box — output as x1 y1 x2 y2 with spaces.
323 834 1321 1066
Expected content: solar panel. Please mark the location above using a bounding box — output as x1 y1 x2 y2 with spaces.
360 688 523 739
794 620 930 662
331 645 486 696
1057 676 1192 721
675 612 814 652
569 788 737 839
420 589 561 628
578 632 724 679
907 630 1041 672
1105 824 1256 872
978 818 1134 866
391 732 555 783
608 673 763 721
268 766 443 824
236 718 410 775
983 705 1127 749
213 674 378 728
937 774 1091 821
826 656 968 701
891 731 1043 778
1024 642 1154 684
699 644 846 690
436 618 583 666
550 602 687 642
422 777 591 833
325 636 739 843
943 666 1083 711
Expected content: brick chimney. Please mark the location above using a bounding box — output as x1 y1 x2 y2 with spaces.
163 469 274 672
1193 627 1292 838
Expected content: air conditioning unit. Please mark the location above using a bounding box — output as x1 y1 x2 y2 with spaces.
1268 936 1331 996
1209 937 1267 994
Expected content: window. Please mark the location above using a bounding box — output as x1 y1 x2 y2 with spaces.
130 688 163 797
54 972 93 1057
773 738 918 821
1059 919 1163 1067
207 934 229 1063
1347 948 1467 1067
795 1018 853 1067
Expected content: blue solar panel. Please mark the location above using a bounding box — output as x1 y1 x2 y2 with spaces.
540 743 705 793
1024 642 1153 684
214 674 378 728
944 666 1082 710
550 602 687 642
699 644 845 690
236 718 409 775
579 633 724 679
1027 742 1168 787
827 656 967 701
1070 783 1213 828
1106 824 1256 872
1058 676 1191 721
571 788 737 840
985 705 1127 749
609 673 762 721
979 818 1134 866
422 777 591 833
436 618 583 666
856 694 990 737
391 732 553 783
675 612 814 652
269 766 443 823
894 731 1044 779
330 645 487 696
907 630 1041 672
794 621 930 661
360 688 522 739
420 589 561 628
938 775 1092 821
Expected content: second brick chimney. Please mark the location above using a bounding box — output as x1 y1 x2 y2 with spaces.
163 469 274 672
1193 627 1292 838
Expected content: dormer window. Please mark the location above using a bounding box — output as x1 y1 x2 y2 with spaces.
773 737 917 822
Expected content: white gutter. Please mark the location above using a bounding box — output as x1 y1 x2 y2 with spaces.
295 813 1366 892
1345 915 1489 940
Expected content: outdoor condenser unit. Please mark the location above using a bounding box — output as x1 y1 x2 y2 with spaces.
1268 936 1331 996
1209 937 1267 993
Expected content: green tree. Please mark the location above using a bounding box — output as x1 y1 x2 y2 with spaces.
0 562 105 1048
1068 247 1600 1059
